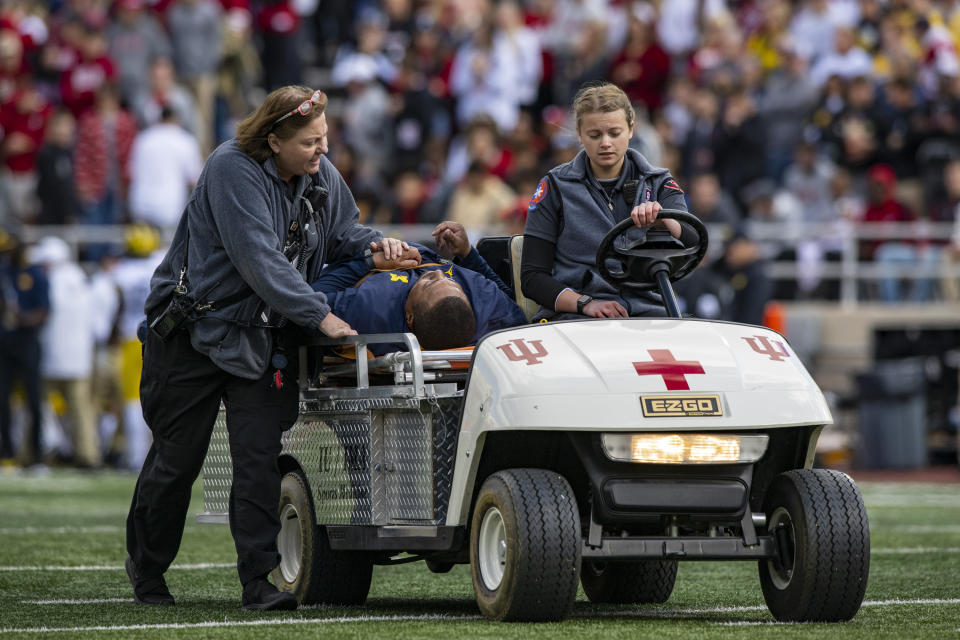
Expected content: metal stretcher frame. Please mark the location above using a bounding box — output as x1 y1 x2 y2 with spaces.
198 334 469 527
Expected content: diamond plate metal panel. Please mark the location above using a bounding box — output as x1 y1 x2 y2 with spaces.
300 397 421 413
370 412 387 523
283 414 373 525
200 393 464 528
384 410 434 521
431 397 461 522
201 410 231 517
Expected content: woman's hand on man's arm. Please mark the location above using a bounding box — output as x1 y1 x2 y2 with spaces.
370 237 421 263
370 239 421 269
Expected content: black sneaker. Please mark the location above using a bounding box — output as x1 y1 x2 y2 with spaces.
125 556 174 606
241 576 297 611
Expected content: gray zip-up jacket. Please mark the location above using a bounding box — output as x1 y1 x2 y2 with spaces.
524 148 687 316
144 140 381 379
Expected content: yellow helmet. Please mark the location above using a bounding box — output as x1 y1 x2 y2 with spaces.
0 228 19 252
125 224 161 257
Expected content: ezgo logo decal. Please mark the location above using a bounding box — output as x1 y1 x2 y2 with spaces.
641 395 722 417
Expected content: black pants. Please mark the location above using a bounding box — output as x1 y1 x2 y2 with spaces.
125 325 299 586
0 330 43 461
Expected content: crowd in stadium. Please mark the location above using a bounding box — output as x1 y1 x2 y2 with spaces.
2 0 960 471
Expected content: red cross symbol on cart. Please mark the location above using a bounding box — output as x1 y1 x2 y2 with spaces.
633 349 705 391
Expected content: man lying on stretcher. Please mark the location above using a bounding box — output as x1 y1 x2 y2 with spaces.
311 222 526 354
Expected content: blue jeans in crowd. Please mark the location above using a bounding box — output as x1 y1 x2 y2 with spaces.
81 191 122 261
874 242 941 303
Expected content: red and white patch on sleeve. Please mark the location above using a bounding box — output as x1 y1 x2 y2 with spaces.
663 179 684 193
528 177 548 212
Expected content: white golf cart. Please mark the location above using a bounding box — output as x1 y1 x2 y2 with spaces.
198 210 870 622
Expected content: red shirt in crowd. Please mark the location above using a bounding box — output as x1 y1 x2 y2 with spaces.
0 24 31 105
0 57 28 106
73 106 137 203
608 42 671 113
861 165 916 259
60 55 116 118
0 87 51 173
256 2 299 35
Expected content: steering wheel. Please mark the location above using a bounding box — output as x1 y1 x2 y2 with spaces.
595 209 708 291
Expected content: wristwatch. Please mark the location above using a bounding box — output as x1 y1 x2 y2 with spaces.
576 294 593 314
363 247 376 270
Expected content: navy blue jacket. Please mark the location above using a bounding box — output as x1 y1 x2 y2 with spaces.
311 244 526 353
0 261 49 335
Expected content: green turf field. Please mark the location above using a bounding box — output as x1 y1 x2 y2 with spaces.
0 470 958 639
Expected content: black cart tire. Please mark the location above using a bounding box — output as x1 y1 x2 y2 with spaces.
759 469 870 622
470 469 581 621
272 470 373 605
581 559 678 604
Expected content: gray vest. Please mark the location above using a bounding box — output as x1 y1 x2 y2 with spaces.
527 148 672 316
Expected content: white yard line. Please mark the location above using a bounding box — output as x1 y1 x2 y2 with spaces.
4 546 958 574
0 614 479 634
0 563 233 572
0 526 124 535
21 598 130 605
713 598 960 626
5 598 960 632
861 598 960 606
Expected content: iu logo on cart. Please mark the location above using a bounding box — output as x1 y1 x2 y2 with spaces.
497 338 548 365
633 349 705 391
742 335 790 362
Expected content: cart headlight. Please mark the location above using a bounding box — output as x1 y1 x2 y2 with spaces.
601 433 769 464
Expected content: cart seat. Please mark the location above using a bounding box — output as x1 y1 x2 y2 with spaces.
476 235 540 322
508 235 540 321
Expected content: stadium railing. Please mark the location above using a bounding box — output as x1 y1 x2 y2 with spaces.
21 221 960 308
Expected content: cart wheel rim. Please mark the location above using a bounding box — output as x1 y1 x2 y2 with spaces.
278 503 302 583
478 506 507 591
766 506 795 590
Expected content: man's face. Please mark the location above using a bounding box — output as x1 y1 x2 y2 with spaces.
405 269 468 325
270 113 329 182
409 269 467 307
